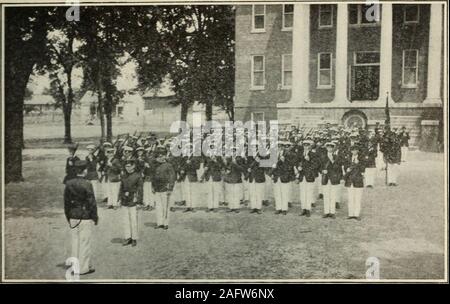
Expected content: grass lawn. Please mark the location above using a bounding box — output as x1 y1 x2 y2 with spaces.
3 149 446 281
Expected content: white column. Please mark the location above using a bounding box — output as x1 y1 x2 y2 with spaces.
291 4 310 104
378 3 393 103
424 3 443 104
333 3 349 103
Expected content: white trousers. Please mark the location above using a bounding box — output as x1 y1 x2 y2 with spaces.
241 180 250 201
172 181 183 202
155 192 170 226
70 219 93 274
225 183 242 209
249 182 264 210
376 152 385 170
365 167 376 187
387 163 399 184
182 180 197 208
401 146 408 162
347 186 363 217
207 180 223 209
143 182 155 207
264 177 273 202
315 174 323 197
273 182 290 211
89 180 100 202
300 181 315 211
122 206 138 240
323 183 339 215
107 182 120 207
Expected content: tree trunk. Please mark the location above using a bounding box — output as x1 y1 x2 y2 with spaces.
105 92 113 142
180 101 189 122
63 107 73 144
205 99 213 121
97 90 105 141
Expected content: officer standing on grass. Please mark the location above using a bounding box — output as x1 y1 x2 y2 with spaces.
63 143 80 184
64 160 98 276
152 146 176 230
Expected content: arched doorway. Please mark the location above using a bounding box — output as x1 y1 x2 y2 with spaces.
342 110 368 129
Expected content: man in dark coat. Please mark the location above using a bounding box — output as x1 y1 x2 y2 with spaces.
63 143 80 184
202 155 225 212
119 160 143 246
64 160 98 276
344 144 365 220
297 139 320 217
320 141 344 218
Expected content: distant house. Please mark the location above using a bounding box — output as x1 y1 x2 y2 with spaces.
24 94 56 114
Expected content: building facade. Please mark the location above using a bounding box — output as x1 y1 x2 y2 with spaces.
234 2 445 149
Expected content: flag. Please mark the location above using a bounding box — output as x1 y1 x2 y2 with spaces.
384 92 390 127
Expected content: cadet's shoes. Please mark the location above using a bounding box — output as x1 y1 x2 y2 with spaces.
275 210 282 215
282 211 287 215
250 209 257 214
355 216 361 221
234 209 240 213
347 216 354 220
329 214 336 219
300 210 307 216
335 202 341 209
318 194 323 199
183 208 192 213
366 185 373 188
154 225 164 229
322 214 329 218
107 205 114 209
306 210 311 217
164 225 169 230
257 210 262 214
122 238 132 246
228 209 235 213
131 240 137 247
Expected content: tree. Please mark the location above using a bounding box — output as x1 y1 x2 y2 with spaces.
4 7 54 183
37 22 81 143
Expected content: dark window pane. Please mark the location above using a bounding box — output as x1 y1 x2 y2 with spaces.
404 50 417 67
253 56 264 71
320 53 331 69
254 15 265 29
284 4 294 13
253 71 264 86
284 71 292 86
284 14 293 28
254 5 265 15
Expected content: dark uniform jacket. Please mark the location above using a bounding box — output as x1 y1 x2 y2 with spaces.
381 132 402 164
223 159 245 184
203 157 224 182
85 155 98 181
106 157 122 182
64 176 98 223
143 156 159 182
320 152 344 185
247 157 266 183
297 150 320 182
119 171 143 207
63 155 80 184
343 154 366 188
364 138 378 168
152 162 176 193
271 155 294 183
400 131 410 147
180 156 201 182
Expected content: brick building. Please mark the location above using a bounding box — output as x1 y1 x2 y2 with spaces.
234 2 446 149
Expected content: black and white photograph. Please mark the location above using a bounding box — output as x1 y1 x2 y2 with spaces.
1 0 448 283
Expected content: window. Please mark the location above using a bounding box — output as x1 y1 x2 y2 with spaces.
318 52 332 88
354 51 380 66
349 4 380 25
319 5 333 28
402 49 418 88
252 5 265 32
251 55 265 90
351 51 380 101
281 54 292 88
282 4 294 30
403 5 420 24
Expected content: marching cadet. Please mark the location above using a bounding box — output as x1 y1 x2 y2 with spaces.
142 147 157 211
320 142 343 218
399 126 410 162
314 138 327 201
297 139 320 217
381 126 402 186
180 146 200 212
224 150 245 213
202 154 225 212
64 160 98 275
364 131 378 188
119 160 143 247
152 146 176 230
271 142 293 215
105 147 122 209
344 144 365 220
85 144 100 201
63 143 80 184
247 153 266 214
